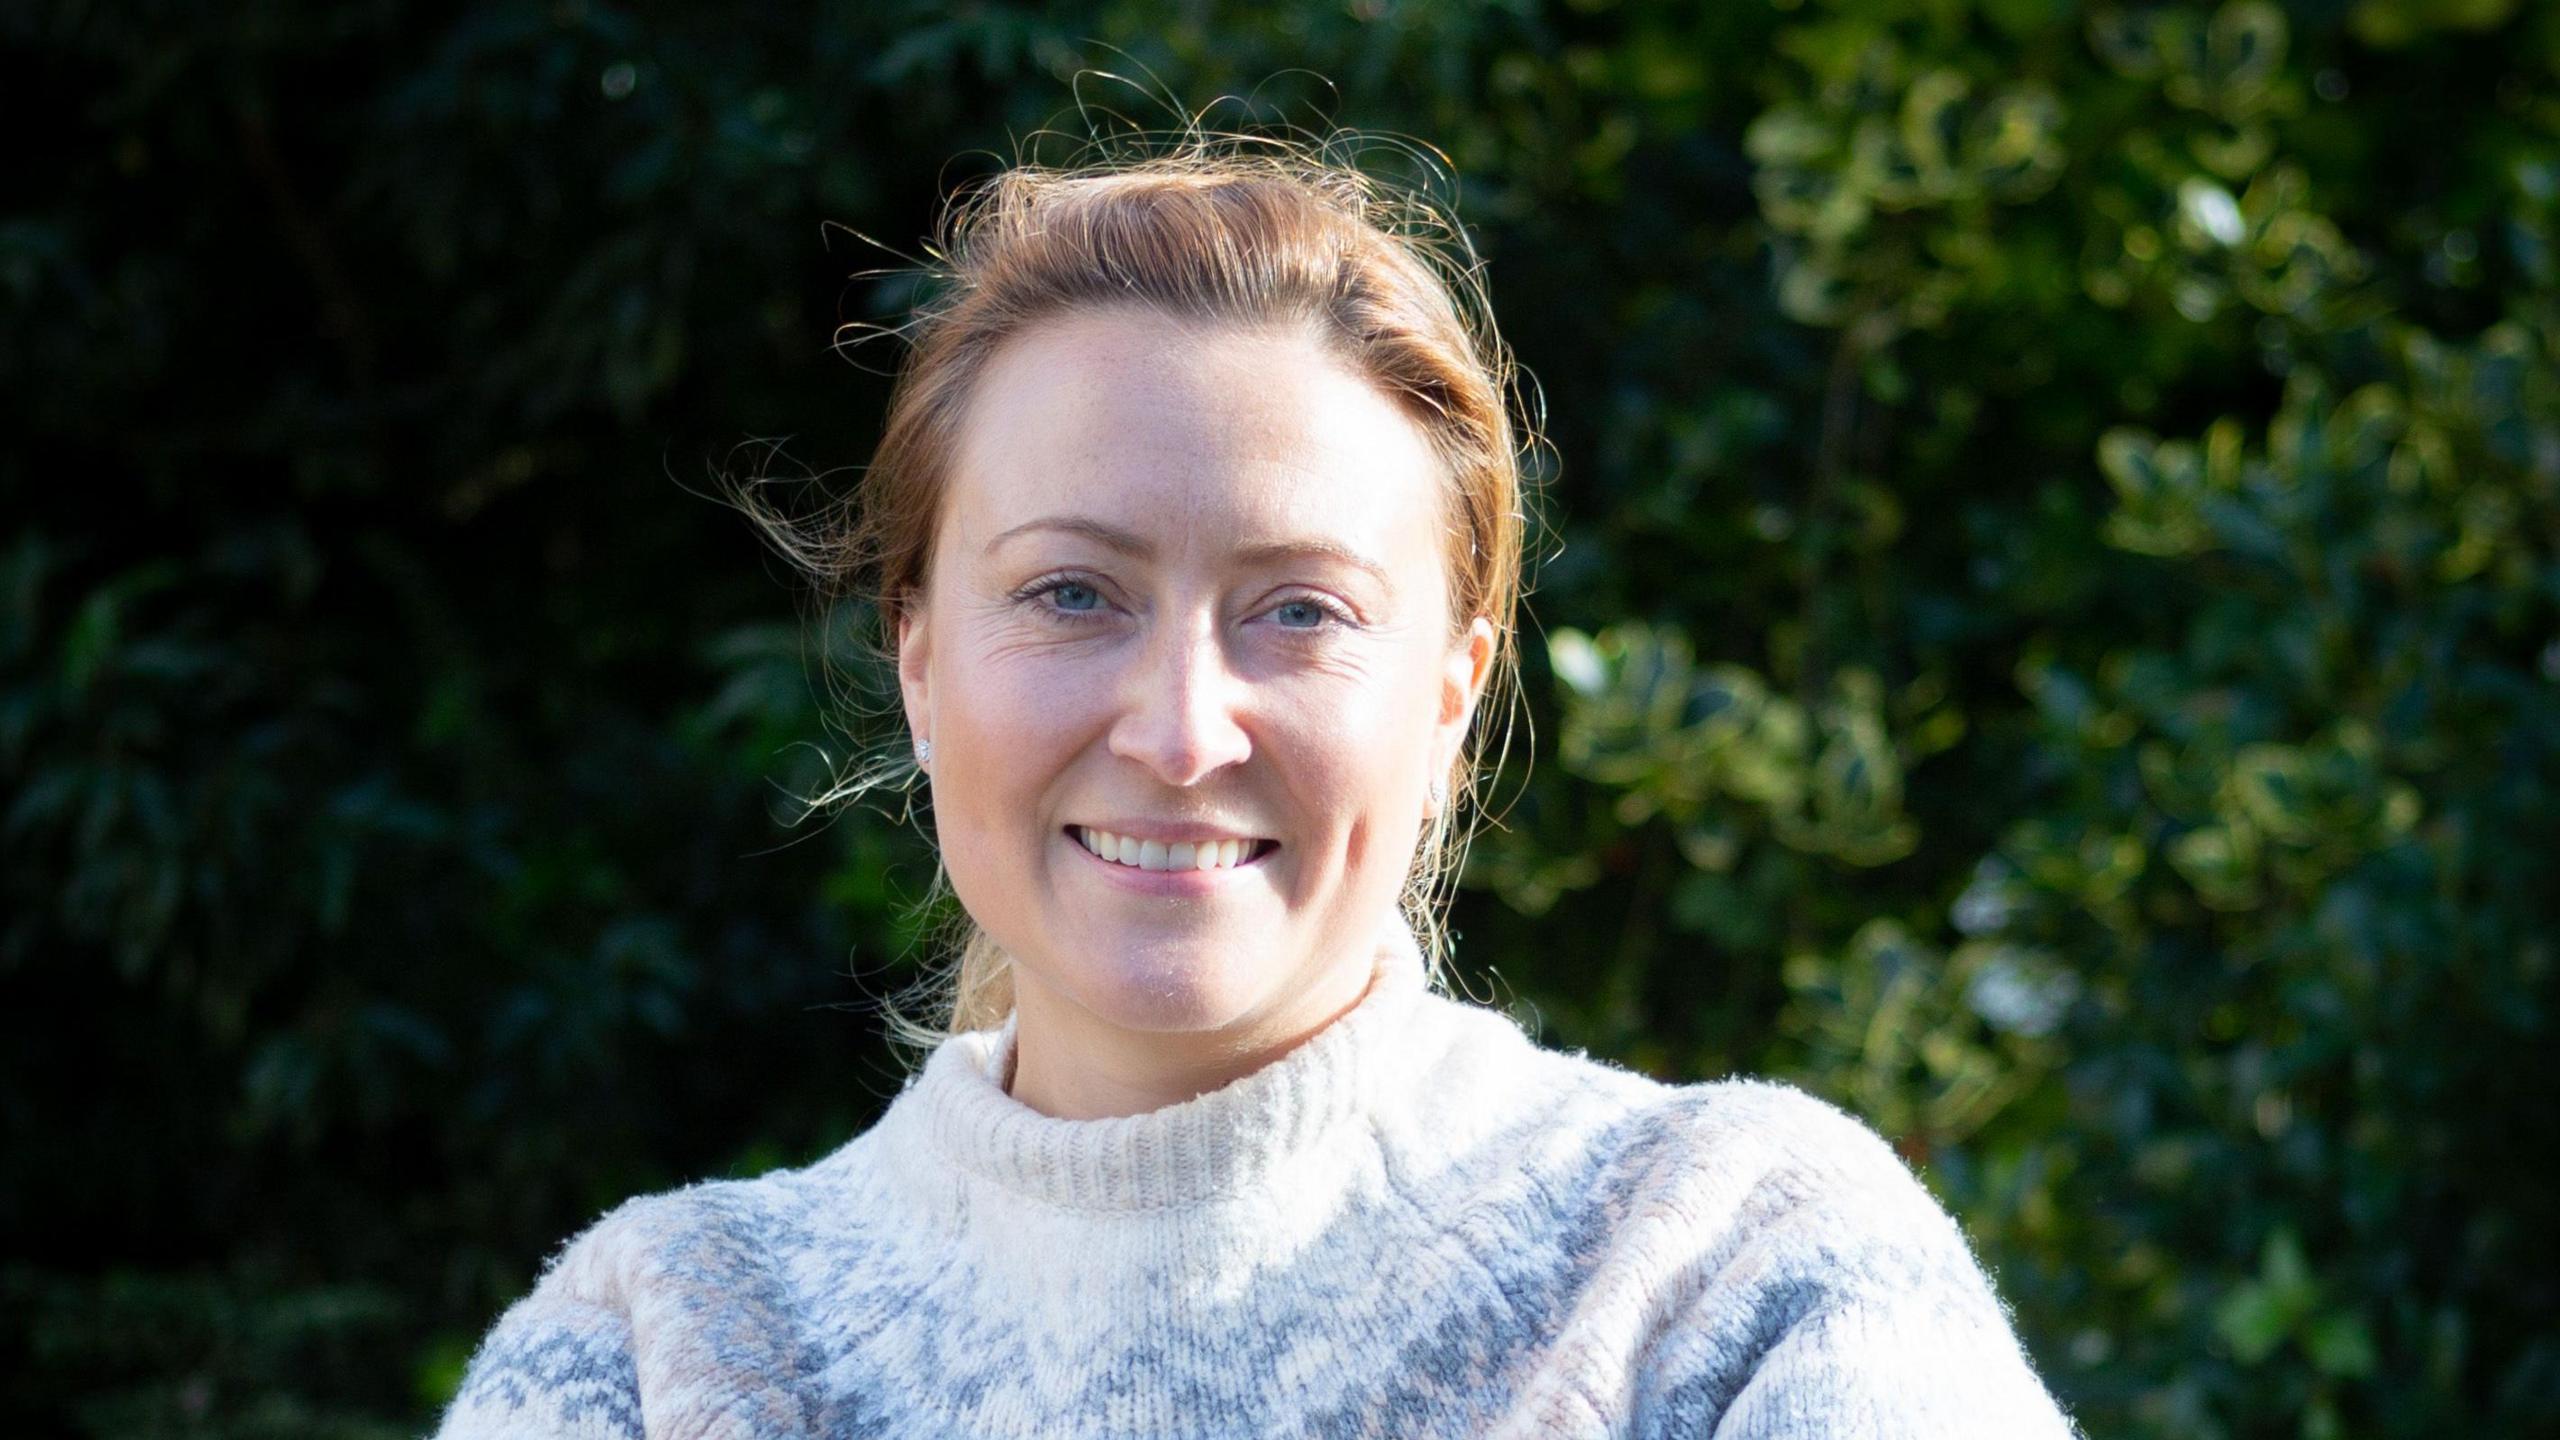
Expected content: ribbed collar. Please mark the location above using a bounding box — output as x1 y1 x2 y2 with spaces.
901 918 1433 1213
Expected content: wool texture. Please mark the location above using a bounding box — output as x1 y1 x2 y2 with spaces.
433 921 2082 1439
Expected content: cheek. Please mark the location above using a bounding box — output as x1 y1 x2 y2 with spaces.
1266 661 1441 833
933 647 1108 815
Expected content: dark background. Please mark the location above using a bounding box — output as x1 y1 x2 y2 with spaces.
5 0 2557 1434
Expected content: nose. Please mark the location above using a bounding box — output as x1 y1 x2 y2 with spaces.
1107 612 1252 787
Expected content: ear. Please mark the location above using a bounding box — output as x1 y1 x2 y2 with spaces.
1431 615 1497 787
895 599 931 757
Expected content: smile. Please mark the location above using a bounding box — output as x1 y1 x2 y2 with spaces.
1071 826 1277 873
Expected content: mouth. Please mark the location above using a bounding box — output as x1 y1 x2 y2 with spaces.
1068 825 1279 874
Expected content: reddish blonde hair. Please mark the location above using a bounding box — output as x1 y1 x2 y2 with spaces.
742 137 1536 1043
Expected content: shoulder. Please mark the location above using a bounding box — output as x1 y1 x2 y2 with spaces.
1644 1076 1943 1212
550 1158 844 1306
1470 1007 1920 1186
1621 1076 1989 1289
1409 996 1945 1228
1586 1080 2080 1437
1482 1052 2000 1311
464 1166 808 1324
434 1197 664 1439
434 1166 840 1437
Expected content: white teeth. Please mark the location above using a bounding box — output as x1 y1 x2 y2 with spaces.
1076 827 1263 873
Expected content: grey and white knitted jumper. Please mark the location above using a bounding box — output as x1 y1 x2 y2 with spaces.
434 922 2080 1438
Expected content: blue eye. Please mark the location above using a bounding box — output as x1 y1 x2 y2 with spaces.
1273 599 1329 628
1009 574 1114 623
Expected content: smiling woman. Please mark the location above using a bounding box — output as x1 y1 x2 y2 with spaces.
855 151 1529 1085
902 304 1495 1121
430 135 2082 1439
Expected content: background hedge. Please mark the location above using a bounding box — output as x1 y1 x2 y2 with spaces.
6 0 2556 1434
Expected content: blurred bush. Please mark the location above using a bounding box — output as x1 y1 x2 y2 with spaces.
4 0 2553 1434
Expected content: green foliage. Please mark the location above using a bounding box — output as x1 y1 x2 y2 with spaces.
5 0 2555 1435
1545 622 1946 867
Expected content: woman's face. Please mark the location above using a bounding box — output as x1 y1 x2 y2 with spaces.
898 305 1493 1052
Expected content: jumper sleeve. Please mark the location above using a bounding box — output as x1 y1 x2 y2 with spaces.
430 1219 645 1440
431 1292 644 1440
1631 1083 2082 1440
1704 1271 2081 1440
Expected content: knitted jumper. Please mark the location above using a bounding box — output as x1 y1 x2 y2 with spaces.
433 922 2081 1439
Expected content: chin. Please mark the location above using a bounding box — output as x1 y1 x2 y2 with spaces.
1042 928 1276 1034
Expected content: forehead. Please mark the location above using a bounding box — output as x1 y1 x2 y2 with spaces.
944 306 1449 582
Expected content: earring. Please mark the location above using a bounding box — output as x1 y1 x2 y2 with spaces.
1427 775 1447 815
915 738 933 768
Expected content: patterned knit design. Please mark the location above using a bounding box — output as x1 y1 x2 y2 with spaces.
433 925 2081 1439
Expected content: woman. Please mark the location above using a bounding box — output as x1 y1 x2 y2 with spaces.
433 140 2082 1439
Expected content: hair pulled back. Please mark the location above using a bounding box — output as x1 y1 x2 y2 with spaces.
743 133 1537 1046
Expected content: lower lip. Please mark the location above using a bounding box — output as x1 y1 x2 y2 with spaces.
1066 831 1275 895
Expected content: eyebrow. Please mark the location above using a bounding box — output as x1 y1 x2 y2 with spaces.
985 516 1395 589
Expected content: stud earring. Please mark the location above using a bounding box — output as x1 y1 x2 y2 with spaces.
1427 775 1447 815
915 738 933 768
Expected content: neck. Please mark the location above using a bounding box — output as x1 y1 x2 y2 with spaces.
1002 942 1385 1121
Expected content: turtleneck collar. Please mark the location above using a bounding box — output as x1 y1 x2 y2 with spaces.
901 917 1433 1213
